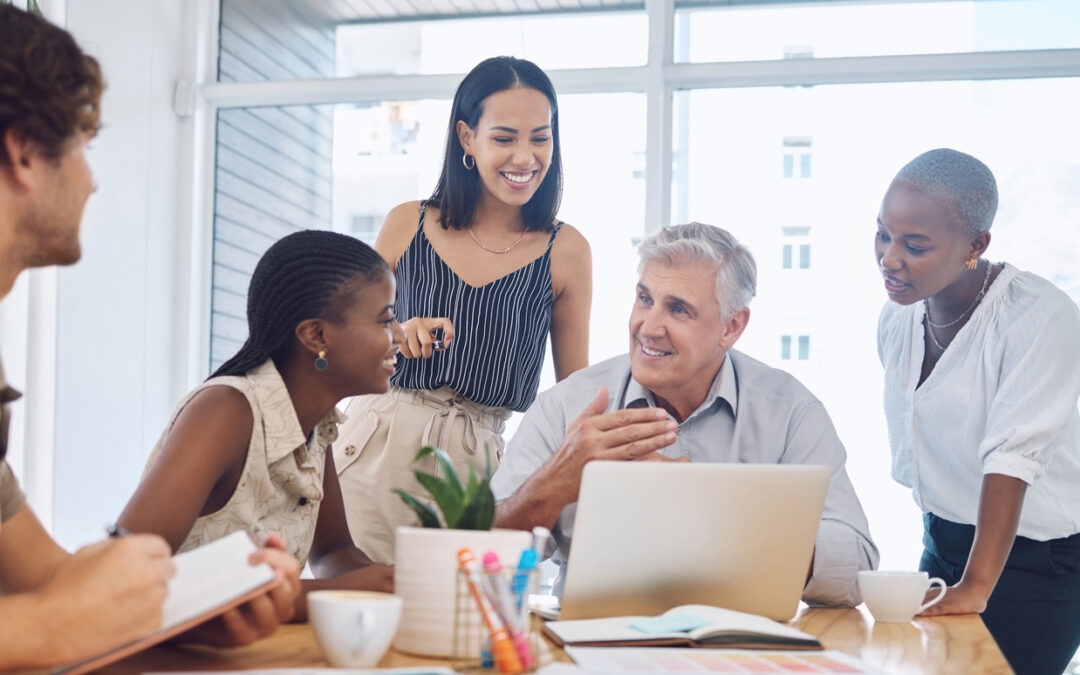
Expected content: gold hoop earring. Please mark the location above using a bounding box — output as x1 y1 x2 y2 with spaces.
314 350 328 371
964 258 978 270
462 153 475 170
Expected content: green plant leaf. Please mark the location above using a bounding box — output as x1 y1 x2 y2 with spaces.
466 461 479 498
458 477 496 530
413 471 464 528
412 446 465 498
392 489 441 528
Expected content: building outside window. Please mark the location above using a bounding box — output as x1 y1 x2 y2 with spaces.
782 137 813 179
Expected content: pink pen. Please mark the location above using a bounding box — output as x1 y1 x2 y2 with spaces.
482 551 534 669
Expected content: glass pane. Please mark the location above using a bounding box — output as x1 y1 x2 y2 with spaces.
798 335 810 360
782 244 792 269
337 13 647 76
218 0 647 82
676 0 1080 64
676 77 1080 569
800 153 812 179
554 92 648 371
780 335 792 360
800 243 811 269
782 154 794 179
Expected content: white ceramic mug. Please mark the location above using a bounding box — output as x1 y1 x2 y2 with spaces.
858 570 947 623
307 590 402 667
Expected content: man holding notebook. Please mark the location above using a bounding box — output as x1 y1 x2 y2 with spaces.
0 6 299 669
492 222 878 607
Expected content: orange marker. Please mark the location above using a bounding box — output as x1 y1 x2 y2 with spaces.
458 547 524 674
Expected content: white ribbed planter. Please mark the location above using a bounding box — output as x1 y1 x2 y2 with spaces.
392 526 531 657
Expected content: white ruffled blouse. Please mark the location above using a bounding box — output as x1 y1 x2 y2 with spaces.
878 263 1080 541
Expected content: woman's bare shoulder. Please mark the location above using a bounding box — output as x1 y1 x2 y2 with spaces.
551 222 591 263
376 200 428 266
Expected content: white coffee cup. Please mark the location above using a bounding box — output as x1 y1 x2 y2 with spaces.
308 590 403 667
857 570 947 623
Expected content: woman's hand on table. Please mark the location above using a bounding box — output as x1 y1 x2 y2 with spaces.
400 317 454 359
916 578 989 617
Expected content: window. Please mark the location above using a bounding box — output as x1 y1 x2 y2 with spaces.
676 0 1080 63
780 335 811 361
199 0 1080 581
781 227 811 270
782 137 812 180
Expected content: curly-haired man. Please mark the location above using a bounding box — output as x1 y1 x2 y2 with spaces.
0 6 299 667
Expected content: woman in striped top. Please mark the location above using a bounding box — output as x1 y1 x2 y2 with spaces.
334 57 592 564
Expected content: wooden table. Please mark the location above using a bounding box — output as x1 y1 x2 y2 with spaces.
99 606 1010 675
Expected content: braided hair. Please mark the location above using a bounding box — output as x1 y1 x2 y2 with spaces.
212 230 389 379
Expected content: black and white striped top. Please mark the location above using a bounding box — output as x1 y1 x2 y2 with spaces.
390 202 560 412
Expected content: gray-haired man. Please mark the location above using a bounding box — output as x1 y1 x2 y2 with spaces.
492 222 878 607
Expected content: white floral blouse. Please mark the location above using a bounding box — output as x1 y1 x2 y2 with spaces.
143 359 342 566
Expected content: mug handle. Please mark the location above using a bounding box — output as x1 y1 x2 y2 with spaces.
350 610 375 660
918 577 948 613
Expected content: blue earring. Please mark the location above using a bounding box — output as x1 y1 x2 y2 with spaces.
315 349 328 371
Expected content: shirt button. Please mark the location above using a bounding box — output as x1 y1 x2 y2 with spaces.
298 497 309 506
344 445 357 456
676 426 682 435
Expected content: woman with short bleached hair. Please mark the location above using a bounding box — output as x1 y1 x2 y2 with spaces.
875 148 1080 675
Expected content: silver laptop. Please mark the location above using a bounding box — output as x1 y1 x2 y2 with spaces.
558 462 830 621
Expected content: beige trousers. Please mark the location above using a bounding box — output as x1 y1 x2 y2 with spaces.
334 385 509 565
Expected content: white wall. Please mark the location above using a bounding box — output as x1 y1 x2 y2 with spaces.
50 0 198 549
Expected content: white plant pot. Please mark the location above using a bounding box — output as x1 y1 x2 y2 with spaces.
393 525 531 657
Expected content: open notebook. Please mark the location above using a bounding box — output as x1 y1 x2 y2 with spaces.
544 604 822 650
58 530 278 675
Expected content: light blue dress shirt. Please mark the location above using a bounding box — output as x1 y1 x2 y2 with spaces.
491 350 879 607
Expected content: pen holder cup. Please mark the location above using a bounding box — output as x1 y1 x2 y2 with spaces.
453 565 541 674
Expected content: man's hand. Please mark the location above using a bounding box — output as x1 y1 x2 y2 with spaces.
547 387 678 494
176 533 301 647
495 387 677 532
38 534 174 662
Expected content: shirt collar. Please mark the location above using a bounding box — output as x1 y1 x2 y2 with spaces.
622 353 738 421
246 360 343 464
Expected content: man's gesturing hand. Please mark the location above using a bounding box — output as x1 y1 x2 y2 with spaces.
544 387 677 503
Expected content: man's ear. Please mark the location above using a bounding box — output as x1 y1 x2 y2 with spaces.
456 120 474 155
968 231 991 261
718 307 750 351
2 129 40 192
294 318 327 359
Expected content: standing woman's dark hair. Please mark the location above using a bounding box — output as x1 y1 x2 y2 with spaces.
430 56 562 233
213 230 390 378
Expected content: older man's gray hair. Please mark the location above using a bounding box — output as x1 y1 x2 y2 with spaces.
638 222 757 319
892 148 998 235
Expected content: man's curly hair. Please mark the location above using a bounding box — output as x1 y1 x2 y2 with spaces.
0 4 103 165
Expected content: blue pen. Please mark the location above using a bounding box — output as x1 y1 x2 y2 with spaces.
511 548 538 611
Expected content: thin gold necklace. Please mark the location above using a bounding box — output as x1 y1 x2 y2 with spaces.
924 260 994 350
466 225 526 254
924 260 993 329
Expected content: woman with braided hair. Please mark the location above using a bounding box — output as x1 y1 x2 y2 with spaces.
118 229 403 620
334 56 592 564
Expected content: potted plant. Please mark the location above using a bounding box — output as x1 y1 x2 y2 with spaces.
392 447 530 657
